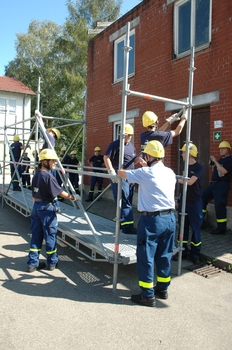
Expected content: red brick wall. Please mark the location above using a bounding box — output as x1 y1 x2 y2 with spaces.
86 0 232 203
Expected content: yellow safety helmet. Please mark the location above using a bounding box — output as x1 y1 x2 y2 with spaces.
180 143 198 157
144 140 165 158
70 150 77 155
142 111 158 127
13 135 20 142
219 141 231 149
124 124 134 135
47 128 61 140
94 146 101 151
61 146 66 151
39 148 58 161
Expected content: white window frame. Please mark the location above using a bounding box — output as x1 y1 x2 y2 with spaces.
174 0 212 58
114 29 135 83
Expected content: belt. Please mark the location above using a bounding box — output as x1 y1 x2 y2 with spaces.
140 209 173 216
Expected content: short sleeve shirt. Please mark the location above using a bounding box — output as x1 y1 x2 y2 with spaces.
180 162 204 201
212 156 232 182
125 162 176 212
105 139 136 171
32 170 62 201
140 130 173 150
89 155 104 173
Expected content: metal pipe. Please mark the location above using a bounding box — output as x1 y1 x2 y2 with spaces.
112 22 132 292
177 47 196 276
126 89 189 106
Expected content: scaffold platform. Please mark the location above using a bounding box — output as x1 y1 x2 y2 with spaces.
0 187 137 265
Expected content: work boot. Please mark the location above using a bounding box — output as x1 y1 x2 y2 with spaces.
122 227 137 235
131 294 156 307
210 228 226 235
172 252 187 261
154 289 168 300
47 263 58 271
27 262 46 273
85 198 93 202
191 256 200 264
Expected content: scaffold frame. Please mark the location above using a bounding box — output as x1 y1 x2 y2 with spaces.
0 21 195 292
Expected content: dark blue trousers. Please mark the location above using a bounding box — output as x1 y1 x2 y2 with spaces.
88 175 103 199
136 212 175 298
10 159 22 190
178 198 203 259
27 201 59 268
111 179 134 231
202 181 230 230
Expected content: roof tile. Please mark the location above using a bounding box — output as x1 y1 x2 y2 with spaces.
0 76 36 95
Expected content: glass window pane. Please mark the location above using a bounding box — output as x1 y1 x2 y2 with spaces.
0 98 6 113
129 34 135 75
9 99 16 113
195 0 210 47
178 0 191 54
116 40 124 80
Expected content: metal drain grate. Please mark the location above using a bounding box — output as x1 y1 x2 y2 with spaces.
184 263 226 278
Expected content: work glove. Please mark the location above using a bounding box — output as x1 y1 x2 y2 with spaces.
108 169 118 183
166 113 180 125
71 194 81 201
180 107 188 121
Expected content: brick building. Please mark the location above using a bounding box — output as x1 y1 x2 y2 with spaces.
86 0 232 218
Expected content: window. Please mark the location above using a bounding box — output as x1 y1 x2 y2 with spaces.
114 30 135 83
9 99 16 114
0 98 6 113
174 0 212 57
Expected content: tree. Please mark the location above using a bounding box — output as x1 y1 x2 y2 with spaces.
4 0 123 154
67 0 122 28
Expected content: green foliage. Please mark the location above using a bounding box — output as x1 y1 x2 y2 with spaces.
67 0 122 28
4 0 123 155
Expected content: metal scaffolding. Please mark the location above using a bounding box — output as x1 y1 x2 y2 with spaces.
0 21 195 292
112 22 196 289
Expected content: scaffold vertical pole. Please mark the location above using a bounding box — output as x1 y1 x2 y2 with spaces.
112 22 132 292
177 47 196 275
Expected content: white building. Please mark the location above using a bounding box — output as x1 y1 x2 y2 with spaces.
0 76 36 170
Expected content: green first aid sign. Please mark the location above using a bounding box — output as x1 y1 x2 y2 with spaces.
213 131 222 141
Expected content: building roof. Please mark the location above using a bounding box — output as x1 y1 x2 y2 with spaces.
0 76 36 95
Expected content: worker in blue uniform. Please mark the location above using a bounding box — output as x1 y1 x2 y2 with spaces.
27 148 79 273
67 150 80 194
9 134 24 191
140 109 187 151
118 140 176 307
104 124 140 235
21 150 31 189
56 146 70 190
172 143 204 264
86 146 104 202
202 141 232 235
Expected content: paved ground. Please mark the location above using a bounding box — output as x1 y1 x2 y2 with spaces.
1 194 232 349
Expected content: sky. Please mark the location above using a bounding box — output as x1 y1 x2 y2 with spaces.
0 0 142 76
